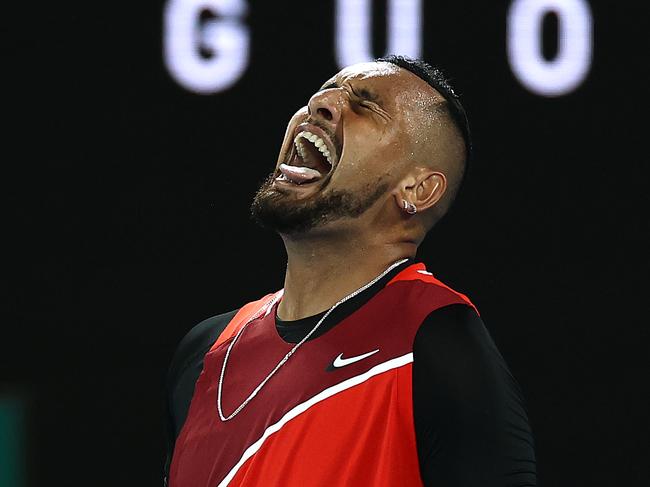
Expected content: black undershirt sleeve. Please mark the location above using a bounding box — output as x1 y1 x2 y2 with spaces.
163 310 239 484
413 304 537 486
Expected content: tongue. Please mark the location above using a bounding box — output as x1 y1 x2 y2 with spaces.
279 163 323 184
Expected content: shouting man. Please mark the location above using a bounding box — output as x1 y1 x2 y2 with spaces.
164 56 537 486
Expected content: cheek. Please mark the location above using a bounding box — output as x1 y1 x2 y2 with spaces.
333 141 399 187
333 118 405 182
276 107 309 161
346 130 404 168
291 106 309 122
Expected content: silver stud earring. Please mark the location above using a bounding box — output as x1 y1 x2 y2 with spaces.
402 199 417 215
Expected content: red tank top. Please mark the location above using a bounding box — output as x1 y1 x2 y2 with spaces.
169 263 476 486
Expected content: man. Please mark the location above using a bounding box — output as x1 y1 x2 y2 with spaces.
164 55 537 486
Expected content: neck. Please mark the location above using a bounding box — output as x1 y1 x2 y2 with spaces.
277 231 415 321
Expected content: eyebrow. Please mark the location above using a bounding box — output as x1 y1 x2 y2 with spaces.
320 81 381 103
320 81 338 91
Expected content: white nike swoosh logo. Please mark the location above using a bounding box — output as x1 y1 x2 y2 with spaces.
332 349 380 368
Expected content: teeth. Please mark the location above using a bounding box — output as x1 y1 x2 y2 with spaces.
293 130 334 167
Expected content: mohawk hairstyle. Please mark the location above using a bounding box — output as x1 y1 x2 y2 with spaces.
376 55 472 184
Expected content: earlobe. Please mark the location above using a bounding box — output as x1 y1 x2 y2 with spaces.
393 175 417 212
401 199 418 215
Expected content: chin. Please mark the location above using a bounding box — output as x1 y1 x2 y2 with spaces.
250 174 390 236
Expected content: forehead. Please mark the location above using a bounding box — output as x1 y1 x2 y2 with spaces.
323 62 439 104
330 62 400 84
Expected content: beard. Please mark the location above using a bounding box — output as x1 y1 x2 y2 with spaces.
250 173 389 235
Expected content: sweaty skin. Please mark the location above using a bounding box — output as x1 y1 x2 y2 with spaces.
254 62 465 320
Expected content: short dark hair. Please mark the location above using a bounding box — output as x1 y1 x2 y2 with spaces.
375 55 472 182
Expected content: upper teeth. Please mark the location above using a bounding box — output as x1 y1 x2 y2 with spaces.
294 131 333 166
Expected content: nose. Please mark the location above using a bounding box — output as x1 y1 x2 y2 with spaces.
307 89 343 125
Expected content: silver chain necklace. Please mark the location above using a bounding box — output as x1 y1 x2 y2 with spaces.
217 258 409 421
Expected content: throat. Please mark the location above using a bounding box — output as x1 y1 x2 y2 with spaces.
277 249 412 321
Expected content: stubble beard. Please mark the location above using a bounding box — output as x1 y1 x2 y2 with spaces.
250 173 389 235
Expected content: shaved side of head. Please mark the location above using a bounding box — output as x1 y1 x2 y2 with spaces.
376 55 471 230
420 97 467 227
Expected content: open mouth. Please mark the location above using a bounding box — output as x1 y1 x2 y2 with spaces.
276 130 336 185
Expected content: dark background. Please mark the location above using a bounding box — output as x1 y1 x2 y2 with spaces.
3 1 648 486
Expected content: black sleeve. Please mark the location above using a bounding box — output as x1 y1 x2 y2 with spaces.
163 309 239 485
412 304 537 487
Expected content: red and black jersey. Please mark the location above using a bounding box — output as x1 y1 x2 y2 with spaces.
165 261 537 486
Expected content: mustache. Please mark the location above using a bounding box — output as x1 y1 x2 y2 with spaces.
300 117 342 157
305 118 334 140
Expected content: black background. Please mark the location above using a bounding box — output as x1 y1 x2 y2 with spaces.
4 1 648 486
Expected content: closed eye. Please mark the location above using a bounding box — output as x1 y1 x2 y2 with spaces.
353 93 391 121
317 81 391 120
349 85 378 103
344 86 379 112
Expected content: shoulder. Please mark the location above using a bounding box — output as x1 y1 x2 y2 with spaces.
165 309 239 446
388 264 478 315
167 309 240 385
415 304 487 347
413 304 506 379
412 303 523 411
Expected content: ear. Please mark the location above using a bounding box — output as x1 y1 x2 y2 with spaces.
393 169 447 213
